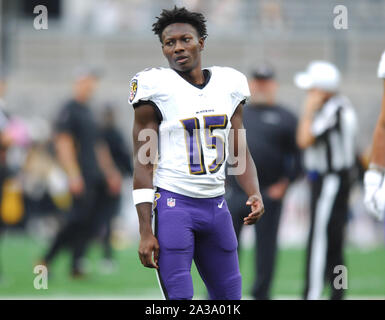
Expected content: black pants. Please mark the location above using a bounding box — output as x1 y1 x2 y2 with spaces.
303 172 350 300
44 178 111 273
226 187 282 300
98 194 121 260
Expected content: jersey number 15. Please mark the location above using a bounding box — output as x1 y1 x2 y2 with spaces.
180 115 228 175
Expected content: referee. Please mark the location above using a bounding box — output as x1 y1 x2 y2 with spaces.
295 61 358 300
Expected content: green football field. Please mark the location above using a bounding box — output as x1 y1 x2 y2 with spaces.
0 233 384 299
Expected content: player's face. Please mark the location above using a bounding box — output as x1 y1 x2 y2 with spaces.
161 23 204 72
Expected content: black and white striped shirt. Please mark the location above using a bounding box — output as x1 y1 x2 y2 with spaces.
304 94 357 175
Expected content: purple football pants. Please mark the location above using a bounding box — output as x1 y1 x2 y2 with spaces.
153 188 242 300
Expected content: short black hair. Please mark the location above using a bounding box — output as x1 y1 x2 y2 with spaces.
152 6 208 42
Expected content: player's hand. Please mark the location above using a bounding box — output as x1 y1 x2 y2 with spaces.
364 170 385 221
106 169 122 195
68 174 85 196
138 233 160 269
244 194 264 225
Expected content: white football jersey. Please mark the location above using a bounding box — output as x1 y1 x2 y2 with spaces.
129 66 250 198
378 50 385 78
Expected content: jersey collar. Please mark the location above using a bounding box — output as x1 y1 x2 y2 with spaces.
171 68 212 90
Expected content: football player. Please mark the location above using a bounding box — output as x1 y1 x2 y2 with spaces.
364 51 385 221
129 7 264 300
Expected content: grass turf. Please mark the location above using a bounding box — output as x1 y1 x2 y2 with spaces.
0 233 384 299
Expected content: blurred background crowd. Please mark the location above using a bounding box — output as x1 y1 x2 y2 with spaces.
0 0 384 299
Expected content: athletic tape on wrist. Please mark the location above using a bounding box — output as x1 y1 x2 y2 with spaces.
132 188 155 205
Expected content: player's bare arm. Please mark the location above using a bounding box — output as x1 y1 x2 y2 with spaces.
364 53 385 221
230 102 264 225
54 132 84 195
133 104 160 269
364 79 385 221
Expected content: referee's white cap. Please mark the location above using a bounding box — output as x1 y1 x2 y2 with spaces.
294 60 341 92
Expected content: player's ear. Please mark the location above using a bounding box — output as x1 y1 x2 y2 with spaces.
199 38 205 52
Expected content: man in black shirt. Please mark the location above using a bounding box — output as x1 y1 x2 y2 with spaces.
41 69 122 277
98 105 132 269
226 64 301 299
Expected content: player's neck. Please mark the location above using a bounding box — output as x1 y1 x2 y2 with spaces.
175 66 205 86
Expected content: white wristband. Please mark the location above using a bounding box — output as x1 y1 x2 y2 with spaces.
132 188 155 205
368 163 385 173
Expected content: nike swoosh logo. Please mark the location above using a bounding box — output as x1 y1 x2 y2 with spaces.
218 199 225 208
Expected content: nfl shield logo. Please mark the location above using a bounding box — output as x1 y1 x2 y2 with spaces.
167 197 176 207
